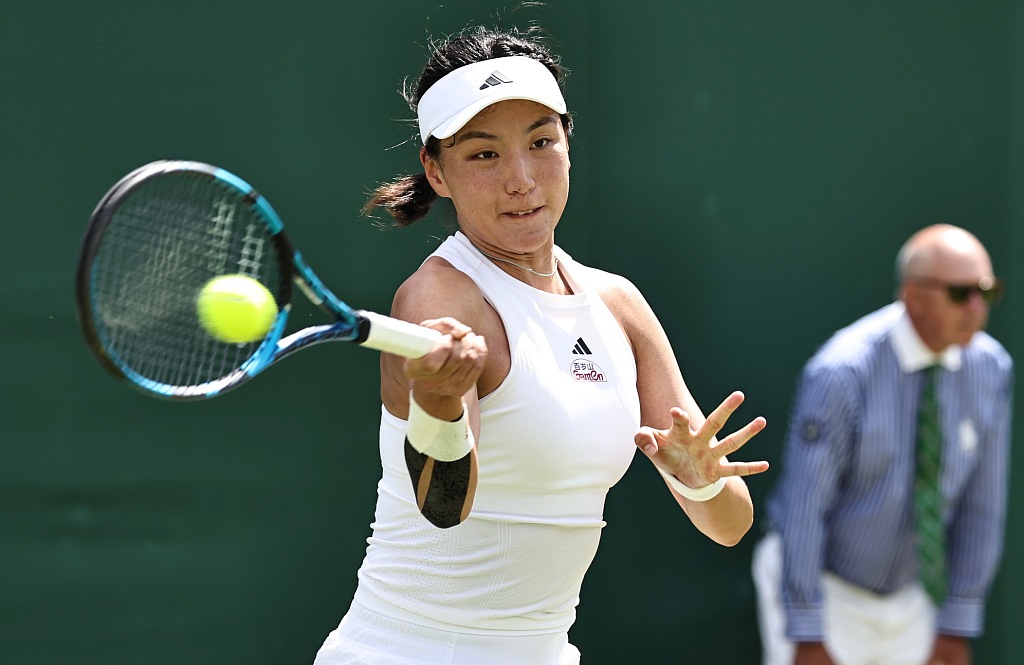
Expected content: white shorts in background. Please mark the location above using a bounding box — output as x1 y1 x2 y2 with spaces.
313 601 581 665
752 532 936 665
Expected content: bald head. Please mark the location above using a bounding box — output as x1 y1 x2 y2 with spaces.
897 224 997 352
896 224 992 284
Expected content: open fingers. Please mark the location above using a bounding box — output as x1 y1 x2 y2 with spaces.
713 415 767 458
718 458 771 477
693 391 746 442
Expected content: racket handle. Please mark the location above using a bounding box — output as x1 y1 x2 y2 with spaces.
356 311 444 359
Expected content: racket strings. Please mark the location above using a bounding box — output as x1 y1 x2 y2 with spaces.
238 223 268 278
90 174 282 392
207 199 238 273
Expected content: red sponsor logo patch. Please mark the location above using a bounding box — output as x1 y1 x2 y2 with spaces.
570 358 607 382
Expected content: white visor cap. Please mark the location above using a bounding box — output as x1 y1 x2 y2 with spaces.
417 56 567 144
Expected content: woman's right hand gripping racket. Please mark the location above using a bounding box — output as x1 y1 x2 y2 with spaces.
75 159 442 400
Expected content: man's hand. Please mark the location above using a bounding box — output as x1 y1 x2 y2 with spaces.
927 634 970 665
794 641 836 665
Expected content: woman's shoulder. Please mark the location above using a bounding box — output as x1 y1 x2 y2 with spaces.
572 261 644 308
394 255 510 392
392 256 510 355
394 256 487 320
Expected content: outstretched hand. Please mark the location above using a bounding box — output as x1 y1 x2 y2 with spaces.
634 391 768 490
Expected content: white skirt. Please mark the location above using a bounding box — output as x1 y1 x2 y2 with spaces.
313 601 582 665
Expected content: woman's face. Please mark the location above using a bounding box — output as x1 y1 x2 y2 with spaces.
422 99 570 258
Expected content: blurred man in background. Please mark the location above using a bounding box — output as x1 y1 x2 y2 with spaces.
753 224 1012 665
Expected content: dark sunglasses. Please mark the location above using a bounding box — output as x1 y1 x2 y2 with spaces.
909 276 1005 305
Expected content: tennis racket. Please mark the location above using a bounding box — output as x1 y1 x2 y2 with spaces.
75 159 442 400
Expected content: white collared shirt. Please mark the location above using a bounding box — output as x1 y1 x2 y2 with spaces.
889 302 961 373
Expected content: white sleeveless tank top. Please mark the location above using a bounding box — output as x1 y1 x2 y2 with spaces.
353 232 640 635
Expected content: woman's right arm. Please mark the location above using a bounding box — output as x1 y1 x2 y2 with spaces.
379 258 494 528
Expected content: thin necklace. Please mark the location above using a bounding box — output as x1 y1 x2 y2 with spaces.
478 249 559 277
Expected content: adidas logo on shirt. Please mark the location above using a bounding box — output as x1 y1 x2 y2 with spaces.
572 337 592 355
479 71 513 90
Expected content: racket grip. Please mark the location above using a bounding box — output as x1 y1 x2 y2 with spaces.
356 311 444 359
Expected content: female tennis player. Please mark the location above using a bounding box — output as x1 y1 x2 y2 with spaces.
313 23 769 665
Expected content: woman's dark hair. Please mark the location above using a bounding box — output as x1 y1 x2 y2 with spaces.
364 25 572 227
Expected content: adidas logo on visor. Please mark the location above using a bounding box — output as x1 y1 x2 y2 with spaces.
479 70 513 90
416 56 567 144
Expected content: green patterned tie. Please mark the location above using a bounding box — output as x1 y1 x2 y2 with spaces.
915 364 946 605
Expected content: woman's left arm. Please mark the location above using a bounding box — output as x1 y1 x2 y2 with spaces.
600 275 768 546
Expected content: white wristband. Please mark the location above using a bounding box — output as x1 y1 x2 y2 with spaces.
657 466 728 502
406 392 474 462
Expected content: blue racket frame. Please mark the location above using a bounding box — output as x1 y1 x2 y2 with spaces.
76 160 411 400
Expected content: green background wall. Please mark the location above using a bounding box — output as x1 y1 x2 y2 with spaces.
3 1 1022 662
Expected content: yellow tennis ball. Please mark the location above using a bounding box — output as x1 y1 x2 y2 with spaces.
196 275 278 344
